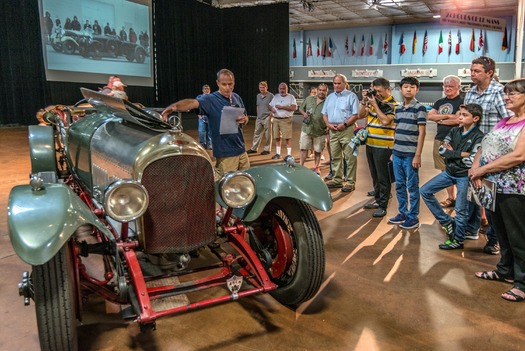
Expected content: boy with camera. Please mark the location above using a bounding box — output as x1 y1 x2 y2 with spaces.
420 104 484 249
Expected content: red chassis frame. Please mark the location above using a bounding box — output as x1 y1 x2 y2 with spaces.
73 198 281 328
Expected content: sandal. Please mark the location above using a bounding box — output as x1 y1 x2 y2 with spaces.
440 198 455 208
475 271 513 283
501 288 525 302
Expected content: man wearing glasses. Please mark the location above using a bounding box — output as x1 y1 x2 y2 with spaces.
464 56 512 255
427 75 462 210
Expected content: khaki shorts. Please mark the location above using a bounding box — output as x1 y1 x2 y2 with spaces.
433 139 446 171
272 118 292 139
215 152 250 177
299 131 326 153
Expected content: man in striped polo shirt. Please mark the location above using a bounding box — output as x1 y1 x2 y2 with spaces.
388 77 427 230
358 78 398 217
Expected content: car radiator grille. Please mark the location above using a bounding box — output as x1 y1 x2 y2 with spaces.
141 155 216 254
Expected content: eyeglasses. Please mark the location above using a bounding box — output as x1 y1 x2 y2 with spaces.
443 85 459 89
505 92 525 97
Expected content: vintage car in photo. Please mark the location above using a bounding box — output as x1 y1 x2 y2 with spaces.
9 89 332 350
50 28 148 63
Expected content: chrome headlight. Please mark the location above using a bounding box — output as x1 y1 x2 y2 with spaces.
104 181 149 222
218 171 256 208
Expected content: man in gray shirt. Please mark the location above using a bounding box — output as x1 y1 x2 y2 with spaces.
247 81 274 155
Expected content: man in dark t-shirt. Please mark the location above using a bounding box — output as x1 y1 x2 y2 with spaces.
427 75 463 208
161 69 250 176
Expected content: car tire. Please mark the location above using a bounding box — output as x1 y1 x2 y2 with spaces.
135 47 146 63
51 42 63 52
90 42 102 60
63 41 76 55
33 244 78 351
250 198 325 307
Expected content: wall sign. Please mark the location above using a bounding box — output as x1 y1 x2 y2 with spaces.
308 69 337 78
440 11 506 32
400 68 437 78
351 69 384 78
458 68 500 77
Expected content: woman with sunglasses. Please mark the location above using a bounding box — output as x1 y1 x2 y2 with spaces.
469 78 525 302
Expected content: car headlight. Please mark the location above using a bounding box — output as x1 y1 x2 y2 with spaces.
104 181 149 222
218 171 256 208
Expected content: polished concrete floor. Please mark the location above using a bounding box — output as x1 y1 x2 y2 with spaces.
1 116 525 351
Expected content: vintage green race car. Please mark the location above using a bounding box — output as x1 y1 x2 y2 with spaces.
8 89 332 351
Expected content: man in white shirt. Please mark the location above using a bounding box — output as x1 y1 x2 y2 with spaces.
269 83 297 159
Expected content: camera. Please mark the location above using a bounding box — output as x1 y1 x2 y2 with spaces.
303 111 311 124
366 89 377 98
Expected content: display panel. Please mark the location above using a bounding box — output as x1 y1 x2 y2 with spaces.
39 0 153 86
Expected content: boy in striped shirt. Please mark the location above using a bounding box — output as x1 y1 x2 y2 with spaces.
388 77 427 229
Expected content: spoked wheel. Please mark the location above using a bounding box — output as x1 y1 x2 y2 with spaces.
250 198 325 306
32 243 79 351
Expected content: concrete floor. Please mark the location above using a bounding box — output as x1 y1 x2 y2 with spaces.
1 116 525 351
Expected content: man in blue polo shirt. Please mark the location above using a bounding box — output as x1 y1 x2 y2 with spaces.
161 68 250 176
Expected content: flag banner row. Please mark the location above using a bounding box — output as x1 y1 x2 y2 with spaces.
293 27 510 60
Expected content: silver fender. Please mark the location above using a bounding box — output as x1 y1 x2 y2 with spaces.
8 183 114 265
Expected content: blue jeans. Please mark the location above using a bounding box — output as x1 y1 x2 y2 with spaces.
198 116 211 149
420 171 481 242
392 155 420 221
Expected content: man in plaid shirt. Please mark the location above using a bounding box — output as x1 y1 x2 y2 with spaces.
464 56 512 255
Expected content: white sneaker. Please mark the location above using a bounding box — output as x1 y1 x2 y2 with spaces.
465 232 479 240
321 154 325 160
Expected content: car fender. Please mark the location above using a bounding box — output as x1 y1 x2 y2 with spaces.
8 183 114 266
237 164 333 222
29 125 57 174
61 36 79 46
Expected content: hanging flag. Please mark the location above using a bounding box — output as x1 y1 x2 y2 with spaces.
438 30 443 54
478 29 484 51
306 38 312 57
369 34 374 55
352 35 356 56
360 34 365 56
448 31 452 56
317 37 320 57
502 27 509 51
322 37 327 57
456 30 462 55
292 38 296 59
384 33 388 54
412 31 417 54
469 28 475 52
345 35 349 55
400 33 406 55
422 30 428 55
328 37 333 57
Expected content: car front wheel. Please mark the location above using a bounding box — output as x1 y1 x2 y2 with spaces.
33 244 78 351
250 198 325 307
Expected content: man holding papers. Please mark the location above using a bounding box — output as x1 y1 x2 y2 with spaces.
162 69 250 176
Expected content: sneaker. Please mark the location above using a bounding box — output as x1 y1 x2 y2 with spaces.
367 190 375 197
373 208 387 217
364 201 380 209
271 153 281 159
341 183 355 193
442 220 455 240
388 213 407 224
399 218 420 230
313 167 321 175
321 154 325 161
465 232 479 240
439 239 464 250
326 181 343 188
324 172 334 180
308 153 314 158
261 150 270 155
484 240 500 255
246 149 257 154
